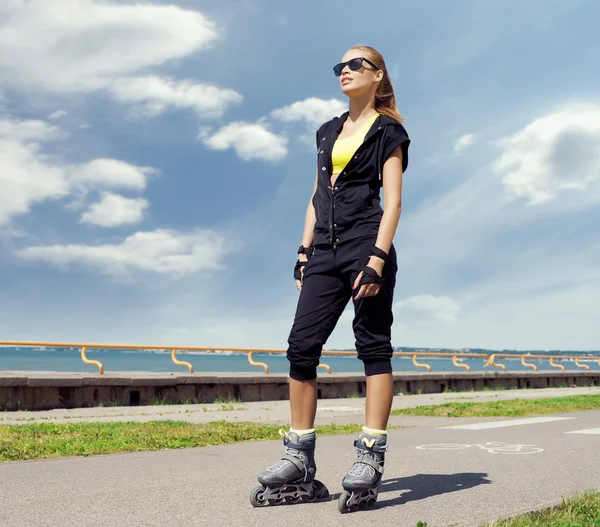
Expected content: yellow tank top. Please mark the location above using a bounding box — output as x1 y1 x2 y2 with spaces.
331 113 379 176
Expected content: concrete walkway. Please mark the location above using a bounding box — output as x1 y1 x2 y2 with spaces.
1 386 598 427
1 387 599 526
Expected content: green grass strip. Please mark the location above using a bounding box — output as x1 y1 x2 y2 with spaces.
391 394 600 418
413 492 600 526
0 421 362 462
485 491 600 526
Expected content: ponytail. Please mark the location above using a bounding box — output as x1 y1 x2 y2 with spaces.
352 45 404 123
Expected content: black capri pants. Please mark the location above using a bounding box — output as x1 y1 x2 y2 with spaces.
286 235 398 381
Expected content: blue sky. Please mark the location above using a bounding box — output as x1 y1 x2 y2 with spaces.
1 0 599 351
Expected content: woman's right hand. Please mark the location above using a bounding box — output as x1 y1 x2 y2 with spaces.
296 255 309 291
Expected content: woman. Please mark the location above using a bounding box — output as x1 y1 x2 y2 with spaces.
250 45 410 513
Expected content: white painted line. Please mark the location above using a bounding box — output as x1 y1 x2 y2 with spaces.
416 442 544 455
439 416 575 430
566 428 600 435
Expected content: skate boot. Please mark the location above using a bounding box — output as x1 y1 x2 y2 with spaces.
338 428 387 513
250 428 329 507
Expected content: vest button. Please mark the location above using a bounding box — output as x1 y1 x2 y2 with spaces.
321 167 326 171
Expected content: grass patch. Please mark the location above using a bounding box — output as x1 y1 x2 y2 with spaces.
213 398 242 404
0 421 364 463
391 394 600 418
484 491 600 526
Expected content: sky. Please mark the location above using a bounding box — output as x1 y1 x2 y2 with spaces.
1 0 599 352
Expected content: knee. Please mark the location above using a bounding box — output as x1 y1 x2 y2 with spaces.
287 339 320 381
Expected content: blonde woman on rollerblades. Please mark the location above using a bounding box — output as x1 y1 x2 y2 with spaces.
251 44 410 513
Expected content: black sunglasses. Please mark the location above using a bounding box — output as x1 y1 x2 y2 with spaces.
333 57 379 77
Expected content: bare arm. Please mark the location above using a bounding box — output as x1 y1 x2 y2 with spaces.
296 170 319 290
373 146 403 260
299 169 319 255
353 146 403 299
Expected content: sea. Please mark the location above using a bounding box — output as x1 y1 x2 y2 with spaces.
1 347 599 374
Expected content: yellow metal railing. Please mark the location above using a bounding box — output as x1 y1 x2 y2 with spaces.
1 341 599 375
485 354 507 371
482 353 597 373
398 351 487 373
452 355 470 372
576 358 590 371
549 358 565 371
412 353 432 372
81 347 104 374
521 355 537 372
248 351 269 374
171 349 193 374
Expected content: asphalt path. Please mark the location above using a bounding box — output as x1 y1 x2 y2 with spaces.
1 400 599 526
1 386 598 426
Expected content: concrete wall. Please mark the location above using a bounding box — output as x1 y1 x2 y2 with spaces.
1 371 599 411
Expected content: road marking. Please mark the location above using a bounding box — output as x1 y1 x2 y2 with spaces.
566 428 600 435
439 416 575 430
416 442 543 454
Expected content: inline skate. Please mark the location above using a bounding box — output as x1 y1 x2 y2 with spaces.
250 429 329 507
338 429 387 513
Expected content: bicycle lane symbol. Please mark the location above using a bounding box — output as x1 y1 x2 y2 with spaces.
416 442 544 455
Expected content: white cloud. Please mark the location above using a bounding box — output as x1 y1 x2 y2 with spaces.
200 122 288 162
454 133 474 152
48 110 67 120
388 273 600 351
108 76 242 119
0 1 218 94
394 295 462 324
363 102 600 350
69 158 155 191
0 117 156 226
494 104 600 205
18 228 231 276
0 118 68 225
0 118 60 142
80 192 148 227
271 97 347 128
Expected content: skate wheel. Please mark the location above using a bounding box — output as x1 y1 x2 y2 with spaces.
249 486 268 507
268 498 284 506
314 480 330 499
301 490 316 503
302 480 329 503
338 490 352 514
285 495 302 504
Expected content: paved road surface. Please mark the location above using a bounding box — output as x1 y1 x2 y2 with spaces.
1 386 598 426
1 389 599 526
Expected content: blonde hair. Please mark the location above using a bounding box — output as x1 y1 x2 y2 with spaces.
351 45 404 123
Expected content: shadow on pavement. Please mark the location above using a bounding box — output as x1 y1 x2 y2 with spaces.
377 472 492 508
330 472 492 508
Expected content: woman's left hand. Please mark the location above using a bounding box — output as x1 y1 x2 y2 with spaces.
352 257 384 300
